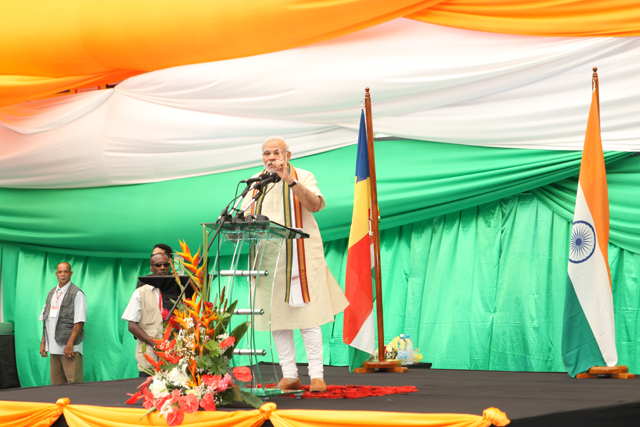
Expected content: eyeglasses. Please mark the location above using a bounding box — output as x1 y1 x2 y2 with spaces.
153 263 170 267
262 150 284 156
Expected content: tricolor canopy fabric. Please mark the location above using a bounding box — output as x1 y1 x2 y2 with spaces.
3 19 640 189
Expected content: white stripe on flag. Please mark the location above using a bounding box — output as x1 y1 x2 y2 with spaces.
349 310 376 355
568 183 617 366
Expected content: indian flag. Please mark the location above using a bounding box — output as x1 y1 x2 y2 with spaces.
343 110 376 371
561 86 617 378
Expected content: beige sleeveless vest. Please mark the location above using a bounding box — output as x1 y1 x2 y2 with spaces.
135 285 163 371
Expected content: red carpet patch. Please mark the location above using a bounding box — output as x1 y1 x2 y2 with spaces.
279 384 419 399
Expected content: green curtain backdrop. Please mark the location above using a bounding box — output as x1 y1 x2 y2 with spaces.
0 139 631 258
3 141 640 387
4 193 640 387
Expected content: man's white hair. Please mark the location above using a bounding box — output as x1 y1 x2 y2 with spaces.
262 136 290 152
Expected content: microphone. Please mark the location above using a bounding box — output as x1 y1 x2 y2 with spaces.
240 172 270 184
256 172 281 188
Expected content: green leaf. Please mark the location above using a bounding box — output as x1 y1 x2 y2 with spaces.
240 390 264 409
159 363 178 371
197 353 231 376
139 406 157 420
218 389 239 406
205 340 219 353
223 321 250 358
226 300 238 316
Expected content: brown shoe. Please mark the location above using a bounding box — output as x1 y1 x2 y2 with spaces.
278 377 302 391
309 378 326 393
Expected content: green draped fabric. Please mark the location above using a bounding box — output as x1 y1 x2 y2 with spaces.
5 193 640 387
532 154 640 254
0 139 630 258
3 141 640 386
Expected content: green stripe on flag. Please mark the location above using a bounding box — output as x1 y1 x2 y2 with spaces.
348 346 371 372
562 276 606 377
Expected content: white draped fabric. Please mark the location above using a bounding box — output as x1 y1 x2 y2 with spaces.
1 19 640 188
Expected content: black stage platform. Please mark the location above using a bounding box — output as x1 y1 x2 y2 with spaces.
1 365 639 427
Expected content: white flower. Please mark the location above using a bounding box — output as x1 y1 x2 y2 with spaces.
184 317 195 329
148 379 169 399
216 333 229 341
167 367 189 387
159 399 174 417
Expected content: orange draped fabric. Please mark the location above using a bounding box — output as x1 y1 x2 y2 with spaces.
63 404 267 427
0 398 68 427
4 0 640 107
0 0 434 107
408 0 640 37
0 400 510 427
269 407 511 427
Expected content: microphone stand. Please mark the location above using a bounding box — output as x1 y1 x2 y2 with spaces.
164 174 280 322
164 181 255 323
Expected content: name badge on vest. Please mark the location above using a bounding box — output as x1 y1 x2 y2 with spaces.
50 290 64 318
49 304 60 318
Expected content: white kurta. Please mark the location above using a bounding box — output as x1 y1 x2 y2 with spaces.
242 166 348 331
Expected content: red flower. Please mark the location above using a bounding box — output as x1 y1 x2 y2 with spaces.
216 373 232 392
166 407 185 426
138 376 153 390
232 366 253 382
168 315 180 331
179 394 199 414
142 388 155 409
155 395 170 412
219 336 235 349
199 392 216 411
144 353 162 370
170 389 181 405
161 308 169 320
201 374 221 388
125 391 142 405
223 373 233 386
204 301 213 310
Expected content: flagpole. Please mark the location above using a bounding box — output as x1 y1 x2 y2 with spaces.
354 88 407 373
364 87 386 364
593 67 599 115
564 67 633 379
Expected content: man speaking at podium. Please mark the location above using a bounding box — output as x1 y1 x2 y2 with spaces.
242 136 348 393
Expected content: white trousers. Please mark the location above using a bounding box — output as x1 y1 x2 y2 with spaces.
273 327 323 380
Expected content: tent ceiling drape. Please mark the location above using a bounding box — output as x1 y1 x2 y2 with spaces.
2 20 640 188
2 1 640 106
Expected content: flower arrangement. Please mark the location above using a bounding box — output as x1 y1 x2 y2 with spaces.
127 241 262 425
372 336 423 363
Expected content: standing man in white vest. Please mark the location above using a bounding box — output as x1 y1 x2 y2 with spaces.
39 262 87 384
122 252 170 376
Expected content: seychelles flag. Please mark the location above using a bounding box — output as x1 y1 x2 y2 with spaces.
561 87 617 377
343 110 376 371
